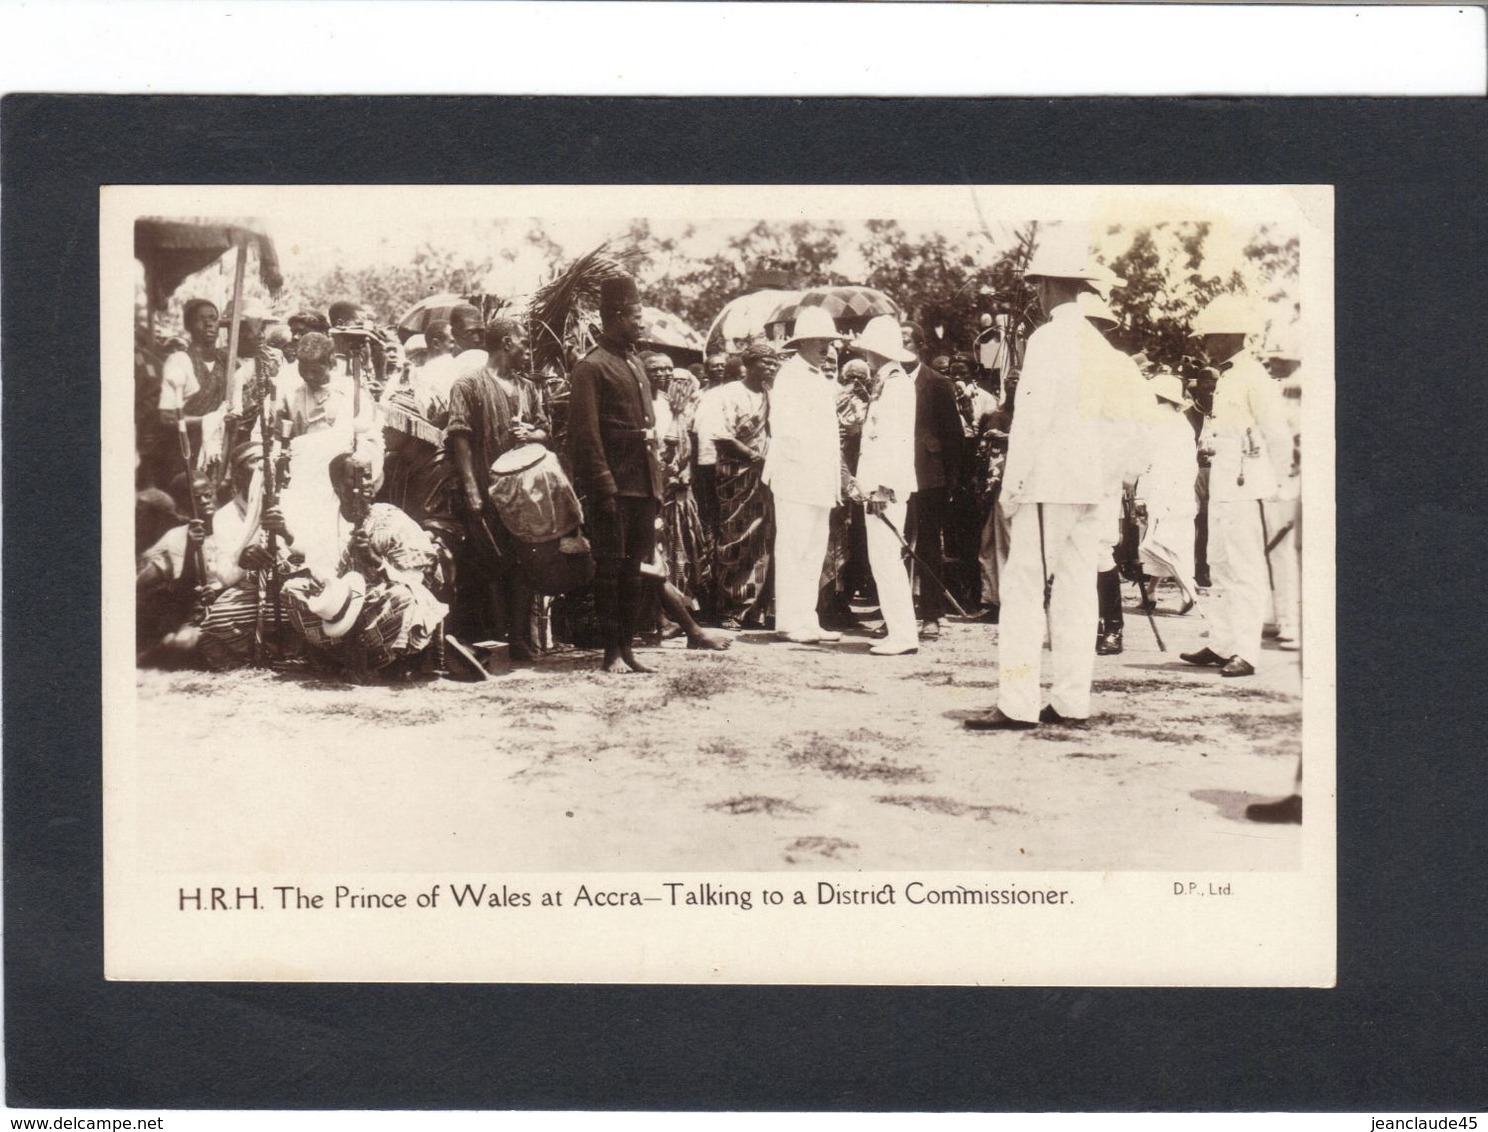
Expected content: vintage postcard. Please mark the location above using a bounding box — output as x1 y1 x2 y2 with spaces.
104 183 1334 985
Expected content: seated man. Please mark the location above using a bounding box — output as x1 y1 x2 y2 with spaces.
269 450 448 679
136 471 213 662
378 385 462 607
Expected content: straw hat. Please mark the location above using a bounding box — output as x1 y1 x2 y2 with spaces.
848 315 916 364
299 572 367 640
784 306 844 348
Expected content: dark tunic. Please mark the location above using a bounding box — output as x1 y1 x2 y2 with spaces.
911 361 968 492
444 367 550 504
566 336 665 502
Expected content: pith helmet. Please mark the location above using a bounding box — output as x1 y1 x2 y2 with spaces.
1190 294 1260 336
849 315 916 364
784 306 844 348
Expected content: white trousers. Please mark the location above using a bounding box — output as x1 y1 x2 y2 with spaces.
1209 499 1269 664
773 498 832 637
1263 498 1300 638
998 502 1103 722
865 500 917 647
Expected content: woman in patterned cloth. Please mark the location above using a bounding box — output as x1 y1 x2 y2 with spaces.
659 365 712 609
710 340 779 630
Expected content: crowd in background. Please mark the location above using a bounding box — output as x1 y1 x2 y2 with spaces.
134 242 1304 700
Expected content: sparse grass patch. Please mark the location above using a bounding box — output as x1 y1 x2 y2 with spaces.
905 669 956 686
697 738 749 762
1205 711 1303 739
664 668 725 701
1194 684 1294 703
785 733 928 784
783 835 857 862
874 794 1023 820
844 728 912 752
708 795 813 816
1092 677 1176 694
1110 725 1200 745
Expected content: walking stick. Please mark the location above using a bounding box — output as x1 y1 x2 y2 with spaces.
177 420 209 617
1257 500 1275 592
1265 518 1295 556
874 510 969 617
1134 574 1166 651
1123 488 1166 651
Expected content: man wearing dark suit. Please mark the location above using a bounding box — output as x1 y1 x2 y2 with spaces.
567 275 668 673
903 321 967 640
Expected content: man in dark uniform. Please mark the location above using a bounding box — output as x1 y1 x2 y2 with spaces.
903 321 967 641
567 275 667 673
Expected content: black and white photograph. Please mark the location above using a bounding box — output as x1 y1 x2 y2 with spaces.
104 183 1334 985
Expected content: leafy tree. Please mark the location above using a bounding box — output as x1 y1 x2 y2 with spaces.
858 219 1033 357
1101 220 1300 370
633 219 848 333
298 243 496 326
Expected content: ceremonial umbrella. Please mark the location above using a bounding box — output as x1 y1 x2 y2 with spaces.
134 217 283 319
703 288 802 354
395 292 525 341
764 285 902 340
637 306 706 363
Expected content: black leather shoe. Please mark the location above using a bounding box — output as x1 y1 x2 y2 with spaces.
1096 631 1123 656
963 708 1038 731
1220 656 1256 677
1038 705 1089 727
1180 647 1228 667
1245 794 1301 823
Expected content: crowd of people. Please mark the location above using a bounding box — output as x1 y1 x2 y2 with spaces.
134 231 1304 814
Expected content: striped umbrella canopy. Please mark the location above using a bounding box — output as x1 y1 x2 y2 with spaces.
764 285 902 340
638 305 706 359
567 305 706 366
395 292 525 342
704 288 802 354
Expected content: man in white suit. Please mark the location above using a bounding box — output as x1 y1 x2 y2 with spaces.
966 233 1112 729
763 308 846 644
849 315 921 657
1178 296 1294 677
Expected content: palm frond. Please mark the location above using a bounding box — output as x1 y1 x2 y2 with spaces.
527 241 641 375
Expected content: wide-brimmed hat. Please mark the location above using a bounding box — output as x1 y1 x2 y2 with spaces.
1078 291 1120 328
1150 372 1186 405
848 315 916 364
783 306 844 348
302 571 366 639
1190 294 1259 337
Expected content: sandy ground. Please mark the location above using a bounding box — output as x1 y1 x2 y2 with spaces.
132 582 1304 876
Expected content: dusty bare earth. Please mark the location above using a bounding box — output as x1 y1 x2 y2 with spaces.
134 586 1303 876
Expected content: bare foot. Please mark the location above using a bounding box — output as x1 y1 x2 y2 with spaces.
601 650 629 674
619 649 655 673
686 629 731 651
